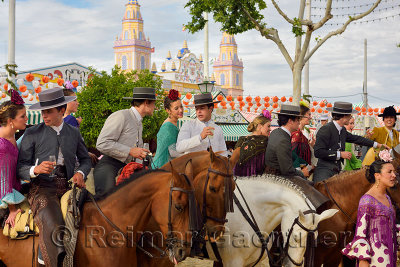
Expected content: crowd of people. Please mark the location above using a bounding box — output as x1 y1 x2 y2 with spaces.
0 86 399 266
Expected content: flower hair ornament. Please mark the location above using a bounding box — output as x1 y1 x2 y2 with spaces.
262 109 272 120
8 89 24 105
378 149 393 162
168 89 179 101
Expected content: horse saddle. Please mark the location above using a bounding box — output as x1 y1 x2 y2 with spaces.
2 201 39 240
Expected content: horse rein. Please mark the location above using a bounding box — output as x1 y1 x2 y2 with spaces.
88 171 197 259
322 181 356 224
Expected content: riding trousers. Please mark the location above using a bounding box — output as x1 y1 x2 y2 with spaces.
28 166 70 267
93 155 126 196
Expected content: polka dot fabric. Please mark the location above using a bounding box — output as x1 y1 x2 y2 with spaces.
342 194 398 266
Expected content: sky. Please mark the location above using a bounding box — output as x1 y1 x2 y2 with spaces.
0 0 399 107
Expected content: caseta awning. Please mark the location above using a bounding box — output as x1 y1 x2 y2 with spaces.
27 110 43 125
219 124 249 142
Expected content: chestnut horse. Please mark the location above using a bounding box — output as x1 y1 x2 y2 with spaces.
313 150 400 266
0 166 195 267
136 148 239 266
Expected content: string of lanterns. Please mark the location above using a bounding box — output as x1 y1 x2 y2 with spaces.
180 93 389 117
0 74 81 102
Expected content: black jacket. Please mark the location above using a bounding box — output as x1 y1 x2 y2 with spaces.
314 121 374 170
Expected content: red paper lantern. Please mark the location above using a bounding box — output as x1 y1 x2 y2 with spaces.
57 78 64 86
226 95 233 102
310 107 316 113
355 106 361 111
319 102 325 108
264 96 270 102
326 103 332 108
186 93 192 99
239 101 245 107
237 95 243 102
25 73 34 82
35 87 42 94
214 103 219 108
374 108 379 113
368 108 373 113
246 96 252 103
220 101 226 107
317 108 323 113
255 96 261 103
217 95 224 101
3 84 8 90
289 97 293 102
313 101 318 106
272 103 278 109
230 101 235 107
281 96 286 102
272 96 279 103
248 102 253 107
264 102 270 108
41 76 50 83
19 85 27 92
71 80 79 88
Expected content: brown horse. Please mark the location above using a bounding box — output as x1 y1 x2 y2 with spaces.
313 150 400 266
0 166 195 267
136 148 239 266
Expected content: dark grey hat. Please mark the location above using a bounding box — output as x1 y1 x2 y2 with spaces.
192 93 220 106
123 87 156 100
272 104 302 116
326 101 358 114
29 87 76 110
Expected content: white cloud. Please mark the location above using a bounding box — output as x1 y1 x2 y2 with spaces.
0 0 399 107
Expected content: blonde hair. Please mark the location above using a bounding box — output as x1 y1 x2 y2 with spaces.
248 116 271 132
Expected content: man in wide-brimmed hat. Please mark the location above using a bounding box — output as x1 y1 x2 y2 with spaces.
176 92 227 156
17 87 92 267
265 104 308 177
314 101 389 182
94 87 155 195
365 105 400 151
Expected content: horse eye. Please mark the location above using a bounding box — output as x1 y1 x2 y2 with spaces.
175 204 184 213
209 186 217 193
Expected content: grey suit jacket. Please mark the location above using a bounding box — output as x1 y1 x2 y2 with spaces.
96 109 143 163
18 123 91 181
265 128 303 177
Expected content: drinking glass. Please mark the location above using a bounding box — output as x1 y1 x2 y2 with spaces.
48 155 56 178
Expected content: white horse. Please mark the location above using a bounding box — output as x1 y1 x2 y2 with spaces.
206 174 338 267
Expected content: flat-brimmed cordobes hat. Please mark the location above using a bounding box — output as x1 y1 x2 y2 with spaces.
123 87 156 101
378 106 400 118
191 93 220 107
29 87 76 110
326 101 358 115
272 104 302 116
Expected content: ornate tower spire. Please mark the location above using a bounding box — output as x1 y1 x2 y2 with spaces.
213 32 244 96
113 0 152 71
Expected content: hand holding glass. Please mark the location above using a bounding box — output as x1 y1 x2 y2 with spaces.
48 155 56 178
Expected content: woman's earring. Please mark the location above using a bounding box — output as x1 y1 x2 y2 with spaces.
10 123 14 129
376 179 380 188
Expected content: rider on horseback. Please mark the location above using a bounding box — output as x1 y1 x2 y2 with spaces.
17 88 91 267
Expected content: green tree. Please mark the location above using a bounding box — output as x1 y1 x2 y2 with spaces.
185 0 382 103
77 66 166 148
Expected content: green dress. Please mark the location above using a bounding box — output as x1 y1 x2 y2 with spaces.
152 122 179 168
344 142 362 170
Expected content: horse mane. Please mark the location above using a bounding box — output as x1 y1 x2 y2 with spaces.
316 167 369 187
93 169 169 201
236 174 309 201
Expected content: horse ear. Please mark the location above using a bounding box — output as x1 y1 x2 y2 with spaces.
169 162 180 182
315 209 339 224
230 147 241 168
184 159 193 180
209 146 216 162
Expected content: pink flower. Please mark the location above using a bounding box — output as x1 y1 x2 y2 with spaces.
379 150 393 162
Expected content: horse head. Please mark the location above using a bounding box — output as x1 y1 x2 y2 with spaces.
281 208 338 267
152 163 195 264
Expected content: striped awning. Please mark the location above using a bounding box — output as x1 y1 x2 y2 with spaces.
27 110 43 125
219 124 249 142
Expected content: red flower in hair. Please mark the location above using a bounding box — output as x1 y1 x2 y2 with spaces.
168 89 179 101
8 89 24 105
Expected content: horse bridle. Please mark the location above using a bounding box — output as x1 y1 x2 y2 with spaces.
202 155 235 225
282 210 318 266
88 171 197 258
166 172 199 251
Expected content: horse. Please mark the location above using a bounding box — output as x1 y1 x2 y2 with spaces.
136 148 239 266
313 149 400 266
203 175 338 267
0 165 195 267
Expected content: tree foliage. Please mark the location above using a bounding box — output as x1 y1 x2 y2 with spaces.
77 66 166 148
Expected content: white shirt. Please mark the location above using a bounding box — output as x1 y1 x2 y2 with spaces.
131 107 143 123
176 119 228 157
280 126 291 137
30 122 85 179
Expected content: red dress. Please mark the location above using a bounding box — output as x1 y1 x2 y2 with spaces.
291 130 311 165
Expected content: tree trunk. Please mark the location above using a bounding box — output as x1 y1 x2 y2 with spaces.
292 64 302 104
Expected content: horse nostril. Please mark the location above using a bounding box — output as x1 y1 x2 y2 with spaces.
174 247 186 262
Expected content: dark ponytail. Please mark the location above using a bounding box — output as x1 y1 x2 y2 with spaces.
366 160 390 183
